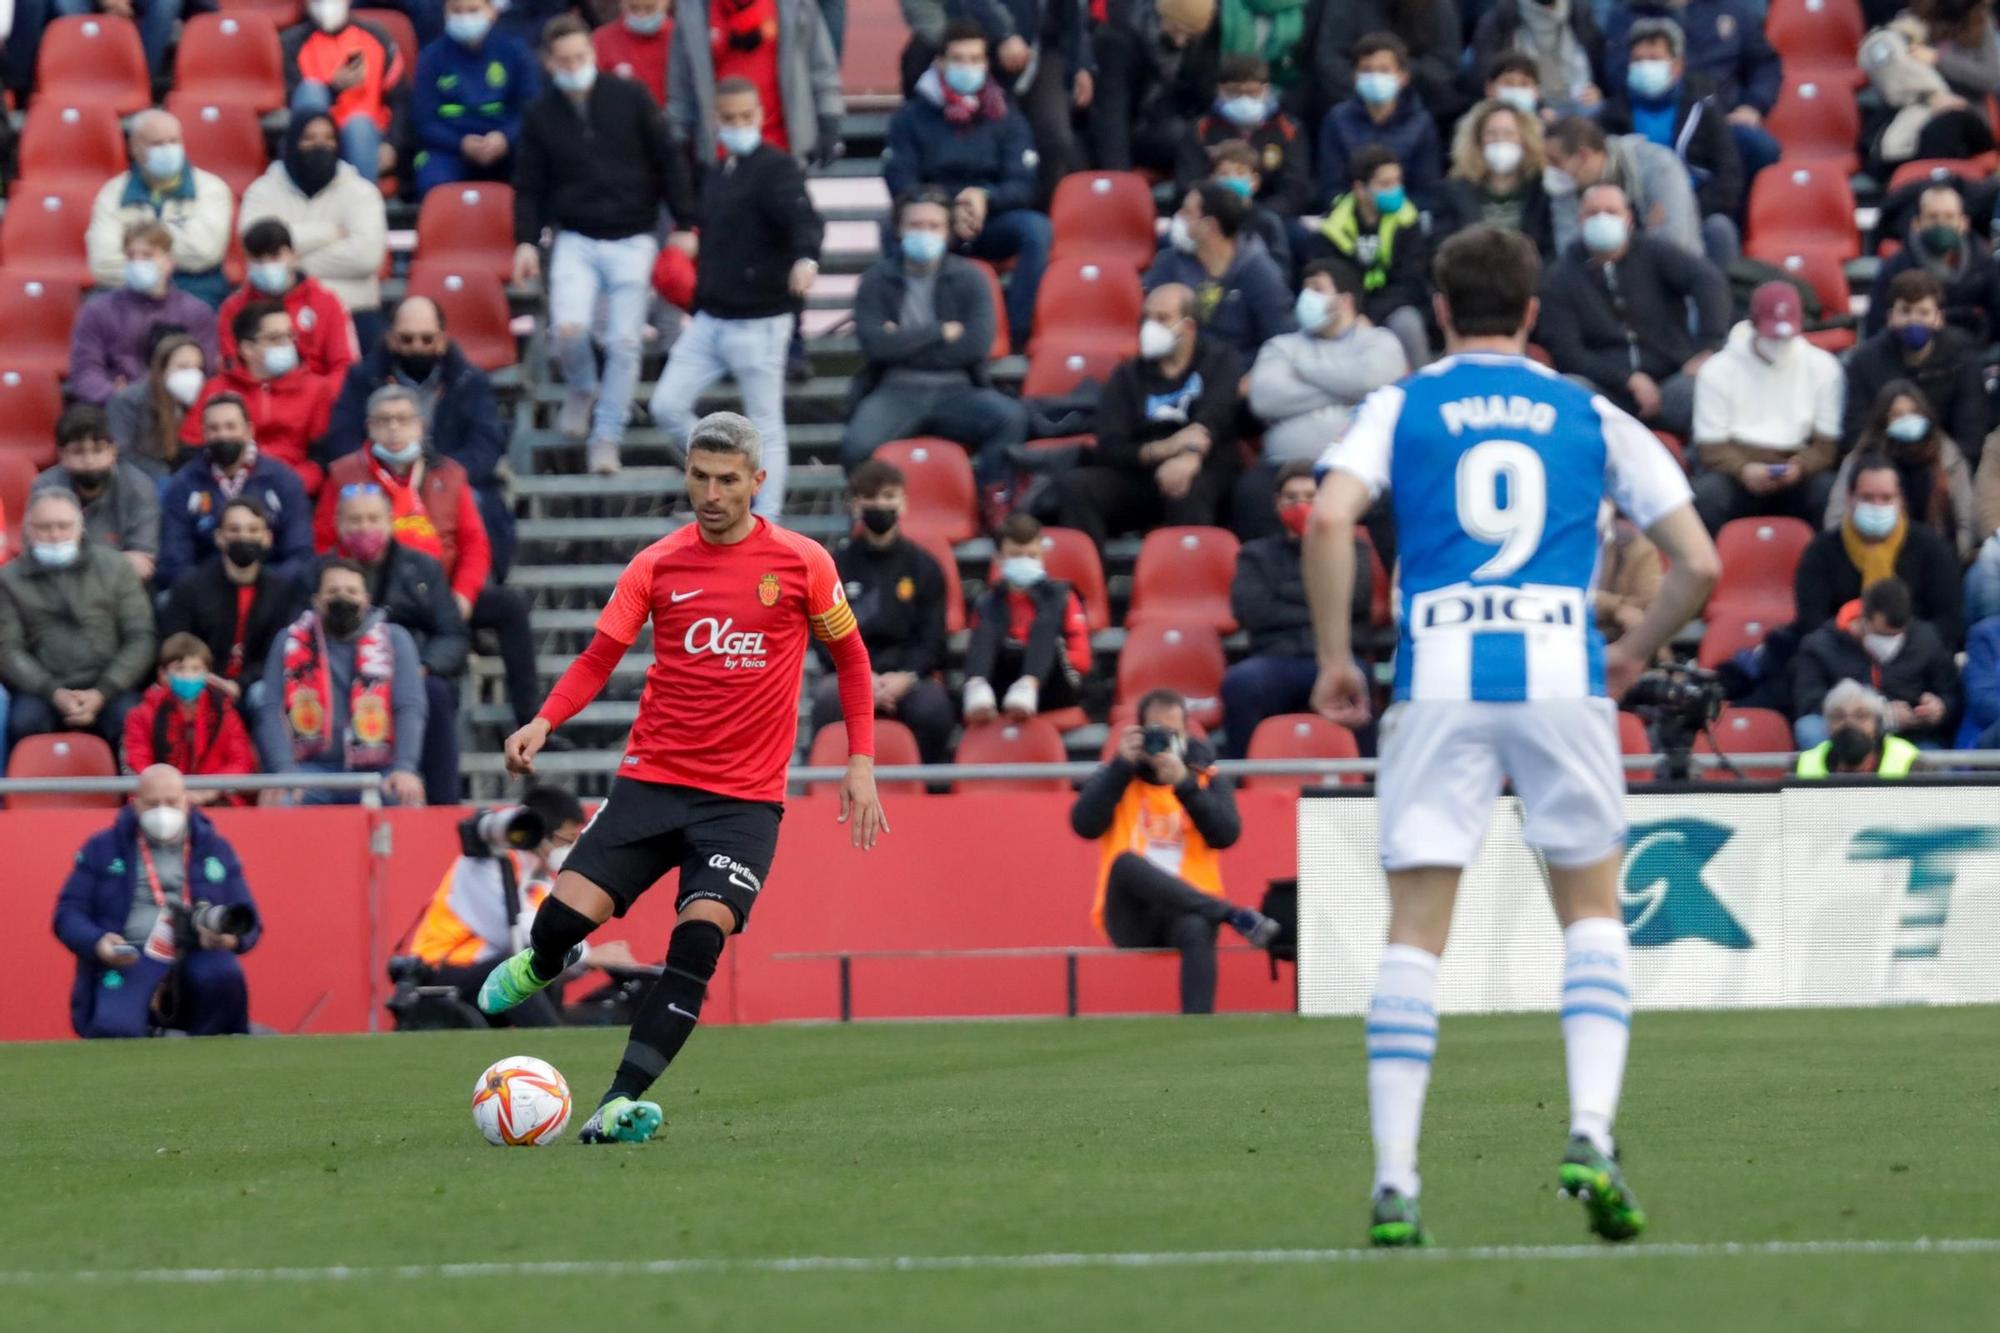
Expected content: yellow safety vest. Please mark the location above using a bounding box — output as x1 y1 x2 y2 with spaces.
1794 734 1919 779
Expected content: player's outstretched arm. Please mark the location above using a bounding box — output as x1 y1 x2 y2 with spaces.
505 629 629 776
1303 469 1374 727
1605 503 1722 698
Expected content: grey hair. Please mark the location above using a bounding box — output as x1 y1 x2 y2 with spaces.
26 484 84 519
685 411 763 464
1823 678 1892 728
1628 16 1686 61
366 383 423 420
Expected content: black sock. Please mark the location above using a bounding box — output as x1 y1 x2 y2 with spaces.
528 896 597 982
602 920 726 1106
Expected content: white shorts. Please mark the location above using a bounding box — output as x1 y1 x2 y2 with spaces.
1374 697 1627 872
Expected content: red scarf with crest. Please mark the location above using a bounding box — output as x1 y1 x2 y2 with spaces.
281 609 396 770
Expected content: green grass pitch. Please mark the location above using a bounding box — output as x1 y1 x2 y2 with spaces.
5 1007 1996 1331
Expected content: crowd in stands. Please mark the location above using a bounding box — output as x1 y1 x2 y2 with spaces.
4 0 2000 794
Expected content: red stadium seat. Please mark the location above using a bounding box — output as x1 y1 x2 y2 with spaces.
1746 246 1856 352
34 16 152 115
1242 714 1363 790
1694 706 1794 781
838 0 904 97
952 719 1068 792
1049 171 1160 270
404 263 516 370
871 438 976 546
5 733 120 809
169 97 272 198
15 103 126 194
1697 606 1782 670
217 0 304 23
1126 526 1241 633
173 13 287 113
1022 341 1134 398
1747 164 1859 261
1708 516 1813 622
909 531 966 634
1115 623 1227 729
1765 77 1862 174
355 9 418 83
807 719 925 795
1030 257 1144 354
1618 710 1651 758
1884 156 1998 195
0 187 98 293
0 274 81 378
965 260 1011 360
1766 0 1866 88
0 370 64 466
415 182 518 286
0 449 40 558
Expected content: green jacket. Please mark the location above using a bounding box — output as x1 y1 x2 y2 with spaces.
0 543 155 699
1795 734 1920 779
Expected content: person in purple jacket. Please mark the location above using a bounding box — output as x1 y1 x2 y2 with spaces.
67 221 220 408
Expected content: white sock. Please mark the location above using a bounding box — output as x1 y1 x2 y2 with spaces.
1367 943 1439 1199
1561 917 1633 1156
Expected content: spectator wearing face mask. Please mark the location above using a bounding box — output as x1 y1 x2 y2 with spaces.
1242 257 1405 534
1202 141 1294 282
122 635 259 801
1482 50 1550 123
1468 0 1607 122
1219 462 1372 758
813 461 955 763
181 302 342 496
949 0 1092 201
158 394 318 591
1843 270 1988 463
86 111 235 309
1864 184 2000 341
1303 145 1431 370
1310 0 1462 128
1056 283 1239 550
1691 281 1846 534
1795 679 1922 778
1086 0 1223 178
256 557 429 807
1543 115 1703 262
219 219 360 385
108 334 212 483
962 512 1091 723
1175 54 1309 216
238 113 391 351
669 0 845 171
1792 581 1958 749
36 405 163 585
596 0 674 106
1828 382 1976 561
1794 454 1962 648
411 0 540 198
283 0 407 186
69 223 220 409
1315 31 1442 213
1432 98 1557 258
159 497 307 703
1603 0 1783 187
1142 181 1292 364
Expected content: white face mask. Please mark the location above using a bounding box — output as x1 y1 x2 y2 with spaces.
1482 140 1523 176
1138 319 1179 360
1494 86 1539 115
1542 165 1577 197
165 366 207 406
1168 213 1199 254
139 805 188 844
1752 334 1794 363
310 0 349 30
1863 631 1906 664
1000 555 1046 589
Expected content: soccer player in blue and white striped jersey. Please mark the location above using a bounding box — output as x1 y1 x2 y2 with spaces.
1303 226 1722 1248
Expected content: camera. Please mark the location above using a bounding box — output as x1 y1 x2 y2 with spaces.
168 899 256 950
1142 726 1183 757
458 805 548 858
1624 663 1727 779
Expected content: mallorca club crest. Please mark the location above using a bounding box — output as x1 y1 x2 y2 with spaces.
351 693 390 746
1618 817 1753 948
288 686 324 738
757 572 781 607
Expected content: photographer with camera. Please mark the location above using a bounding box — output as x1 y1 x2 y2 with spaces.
404 785 595 1027
52 764 260 1039
1070 688 1279 1015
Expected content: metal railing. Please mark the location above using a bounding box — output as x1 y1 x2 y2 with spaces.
0 773 385 799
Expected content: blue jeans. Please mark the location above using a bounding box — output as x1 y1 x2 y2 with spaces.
1731 123 1781 213
650 310 793 516
55 0 177 77
549 230 659 447
1966 538 2000 625
291 81 383 185
81 949 249 1038
840 381 1031 483
962 209 1051 351
1220 654 1320 759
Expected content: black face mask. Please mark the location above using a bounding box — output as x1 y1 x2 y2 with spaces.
395 351 440 381
223 539 268 569
290 145 341 197
1828 725 1877 769
322 598 364 638
68 468 111 495
205 438 247 470
858 506 899 536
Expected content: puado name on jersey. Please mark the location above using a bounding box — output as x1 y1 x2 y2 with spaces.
684 616 769 670
1440 394 1558 436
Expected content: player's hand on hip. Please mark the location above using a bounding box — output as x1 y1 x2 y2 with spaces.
505 718 551 776
837 756 889 850
1603 643 1647 701
1311 660 1371 727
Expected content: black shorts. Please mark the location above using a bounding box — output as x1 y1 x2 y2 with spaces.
565 778 784 932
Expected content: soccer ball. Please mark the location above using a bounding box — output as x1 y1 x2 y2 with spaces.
471 1056 573 1146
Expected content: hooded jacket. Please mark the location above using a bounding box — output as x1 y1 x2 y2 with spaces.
179 364 342 496
883 68 1038 214
237 150 390 315
668 0 843 164
218 273 360 383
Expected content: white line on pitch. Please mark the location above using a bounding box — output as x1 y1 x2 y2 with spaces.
0 1237 1997 1286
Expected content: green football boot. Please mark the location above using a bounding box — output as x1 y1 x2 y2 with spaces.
1558 1135 1647 1242
475 946 577 1016
577 1096 664 1145
1368 1188 1431 1248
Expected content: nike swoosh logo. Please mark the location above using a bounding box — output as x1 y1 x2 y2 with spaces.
666 1003 699 1021
671 589 702 603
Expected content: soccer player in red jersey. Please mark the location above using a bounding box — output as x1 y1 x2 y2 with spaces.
479 411 888 1143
